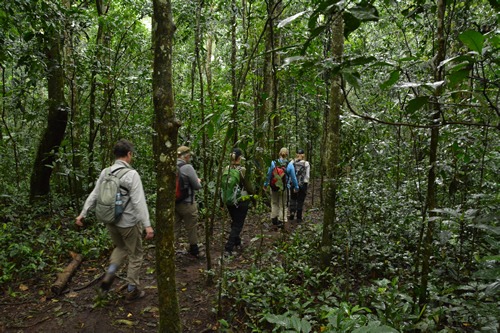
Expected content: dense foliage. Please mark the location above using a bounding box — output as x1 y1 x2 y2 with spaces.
0 0 498 331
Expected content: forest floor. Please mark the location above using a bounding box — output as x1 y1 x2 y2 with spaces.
0 185 322 333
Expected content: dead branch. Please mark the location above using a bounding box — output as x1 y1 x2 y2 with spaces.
50 252 83 296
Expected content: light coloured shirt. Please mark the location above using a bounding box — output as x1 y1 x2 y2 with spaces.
80 160 151 228
295 159 311 184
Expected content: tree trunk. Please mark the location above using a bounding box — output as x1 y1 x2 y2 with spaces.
418 0 446 306
29 25 68 204
87 0 109 181
152 0 181 330
320 13 344 268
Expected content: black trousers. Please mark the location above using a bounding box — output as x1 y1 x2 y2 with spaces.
289 183 308 213
225 202 249 251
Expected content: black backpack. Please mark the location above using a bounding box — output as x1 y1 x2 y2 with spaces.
294 160 306 187
175 162 190 203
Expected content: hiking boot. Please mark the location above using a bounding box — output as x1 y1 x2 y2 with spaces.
100 272 115 292
125 287 145 302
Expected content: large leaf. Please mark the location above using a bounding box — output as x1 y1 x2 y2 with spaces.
459 30 485 54
344 4 379 38
405 96 429 113
278 11 308 29
342 71 361 90
353 325 399 333
380 70 400 90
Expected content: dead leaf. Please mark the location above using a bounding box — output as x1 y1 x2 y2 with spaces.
114 319 136 326
19 284 28 291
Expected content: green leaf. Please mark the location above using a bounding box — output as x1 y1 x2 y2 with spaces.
459 30 485 54
380 70 400 90
405 96 429 113
343 71 361 90
278 11 308 29
353 325 399 333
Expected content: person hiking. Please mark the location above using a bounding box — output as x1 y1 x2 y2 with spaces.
289 149 310 223
175 145 203 258
222 148 255 255
75 139 154 302
263 147 299 229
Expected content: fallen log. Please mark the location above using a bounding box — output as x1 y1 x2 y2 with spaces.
51 251 83 295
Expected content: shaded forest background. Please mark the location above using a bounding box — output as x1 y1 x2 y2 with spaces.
0 0 499 331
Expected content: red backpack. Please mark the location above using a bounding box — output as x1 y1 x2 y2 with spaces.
269 161 288 191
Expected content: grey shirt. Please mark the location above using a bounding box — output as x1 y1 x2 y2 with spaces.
80 160 151 228
177 158 202 204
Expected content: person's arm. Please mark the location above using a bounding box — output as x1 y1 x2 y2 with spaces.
240 167 255 195
128 171 154 239
287 161 299 190
263 161 275 189
75 170 104 226
185 165 202 190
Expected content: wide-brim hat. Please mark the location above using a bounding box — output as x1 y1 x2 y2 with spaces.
177 145 191 156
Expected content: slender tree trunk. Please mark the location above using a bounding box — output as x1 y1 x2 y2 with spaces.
63 0 83 207
88 0 109 181
152 0 181 330
320 12 344 268
29 24 68 204
418 0 446 306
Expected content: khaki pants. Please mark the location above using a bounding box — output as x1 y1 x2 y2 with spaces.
175 202 199 245
270 190 287 222
106 223 144 287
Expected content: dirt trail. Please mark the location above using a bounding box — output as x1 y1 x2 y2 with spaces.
0 184 321 332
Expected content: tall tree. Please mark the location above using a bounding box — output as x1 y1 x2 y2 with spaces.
320 11 344 268
418 0 446 306
152 0 181 330
29 4 68 203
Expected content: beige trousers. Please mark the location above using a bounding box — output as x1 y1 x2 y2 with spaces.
270 190 287 222
175 202 199 245
106 223 144 287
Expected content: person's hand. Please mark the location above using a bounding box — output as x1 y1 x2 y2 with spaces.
75 215 84 227
145 226 154 240
293 188 299 193
263 185 268 192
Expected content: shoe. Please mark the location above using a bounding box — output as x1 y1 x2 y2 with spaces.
125 287 145 302
100 272 115 291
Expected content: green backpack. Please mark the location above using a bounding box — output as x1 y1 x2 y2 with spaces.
221 167 242 206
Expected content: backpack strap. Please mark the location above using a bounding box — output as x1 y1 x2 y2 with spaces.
112 167 132 193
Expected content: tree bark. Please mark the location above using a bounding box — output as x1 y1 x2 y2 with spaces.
320 13 344 268
29 24 68 204
418 0 446 306
51 252 83 295
152 0 181 330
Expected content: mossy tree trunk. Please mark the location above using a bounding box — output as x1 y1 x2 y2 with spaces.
152 0 181 330
320 13 344 268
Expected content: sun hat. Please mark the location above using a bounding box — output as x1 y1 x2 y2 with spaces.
177 145 191 156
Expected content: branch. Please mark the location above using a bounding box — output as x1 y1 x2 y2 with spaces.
342 85 498 130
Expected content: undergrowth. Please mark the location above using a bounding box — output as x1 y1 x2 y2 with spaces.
219 218 499 332
0 199 111 290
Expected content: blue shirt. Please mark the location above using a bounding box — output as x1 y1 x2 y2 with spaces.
264 158 299 190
